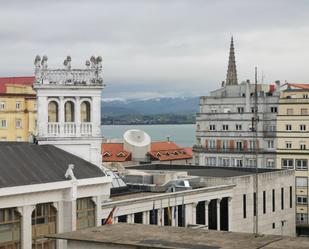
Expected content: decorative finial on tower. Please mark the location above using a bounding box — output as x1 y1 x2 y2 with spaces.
226 36 238 86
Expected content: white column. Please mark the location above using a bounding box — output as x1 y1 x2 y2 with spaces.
205 201 209 229
52 202 66 249
128 214 134 224
192 203 197 225
37 96 48 136
145 211 150 225
92 96 101 136
228 197 232 231
75 97 81 136
59 97 64 136
92 196 102 227
217 198 221 231
17 205 35 249
114 216 118 224
185 204 193 227
171 207 176 226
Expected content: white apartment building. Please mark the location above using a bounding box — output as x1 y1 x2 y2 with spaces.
194 38 280 168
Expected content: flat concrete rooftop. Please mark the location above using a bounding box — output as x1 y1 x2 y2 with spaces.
130 164 283 178
48 223 309 249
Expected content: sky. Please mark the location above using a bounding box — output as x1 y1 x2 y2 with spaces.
1 0 309 99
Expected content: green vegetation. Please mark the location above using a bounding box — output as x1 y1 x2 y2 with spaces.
102 113 195 125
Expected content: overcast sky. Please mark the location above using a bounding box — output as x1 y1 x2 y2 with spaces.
1 0 309 99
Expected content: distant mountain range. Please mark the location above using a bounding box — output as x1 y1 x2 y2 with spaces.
102 97 199 117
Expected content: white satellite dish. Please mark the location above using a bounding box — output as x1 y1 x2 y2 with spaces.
123 129 151 161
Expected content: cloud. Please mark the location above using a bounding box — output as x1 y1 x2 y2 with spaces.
0 0 309 98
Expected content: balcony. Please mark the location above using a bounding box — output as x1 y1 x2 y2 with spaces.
46 122 93 137
193 145 267 154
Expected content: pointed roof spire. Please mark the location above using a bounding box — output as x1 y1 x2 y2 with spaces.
226 36 238 85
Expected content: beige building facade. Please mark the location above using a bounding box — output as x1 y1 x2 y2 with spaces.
277 83 309 232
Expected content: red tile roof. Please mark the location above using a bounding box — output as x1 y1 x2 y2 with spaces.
286 83 309 90
102 141 193 162
0 76 35 93
149 141 193 161
102 143 131 162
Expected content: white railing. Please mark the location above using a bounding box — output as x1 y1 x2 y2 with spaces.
63 122 76 136
47 123 60 135
80 123 92 136
46 122 93 136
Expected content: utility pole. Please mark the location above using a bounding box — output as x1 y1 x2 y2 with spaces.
254 66 259 236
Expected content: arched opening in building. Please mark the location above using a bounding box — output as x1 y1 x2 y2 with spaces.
0 208 21 249
80 101 91 122
48 101 58 122
65 101 75 122
76 197 95 230
32 203 57 249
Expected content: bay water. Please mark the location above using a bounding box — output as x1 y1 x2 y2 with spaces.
102 124 195 147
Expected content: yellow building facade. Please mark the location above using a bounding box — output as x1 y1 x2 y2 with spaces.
277 83 309 228
0 84 37 141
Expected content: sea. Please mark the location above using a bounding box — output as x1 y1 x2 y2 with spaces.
101 124 195 147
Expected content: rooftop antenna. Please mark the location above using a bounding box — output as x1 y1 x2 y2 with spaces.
254 66 259 236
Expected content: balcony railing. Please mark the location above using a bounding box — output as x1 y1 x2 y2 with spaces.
46 122 93 137
193 145 267 154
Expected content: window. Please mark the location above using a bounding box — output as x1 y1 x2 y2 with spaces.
209 124 216 131
48 101 59 122
272 189 275 212
16 137 22 142
297 213 308 224
0 119 7 128
236 141 243 150
0 102 5 110
15 101 21 110
235 159 243 167
281 188 284 210
223 108 231 113
296 177 308 187
246 159 256 167
272 223 275 229
270 107 277 113
303 94 309 99
251 107 257 113
287 108 293 115
222 158 230 166
290 186 293 208
76 198 95 230
209 140 216 149
253 192 256 216
236 124 242 131
211 108 217 113
222 140 228 150
286 124 292 131
296 159 308 170
196 138 201 145
267 140 274 149
281 159 293 169
301 108 308 115
206 157 216 166
267 159 275 168
249 140 257 150
285 142 292 149
297 196 307 205
243 194 246 219
222 124 229 131
81 101 91 122
263 191 266 214
238 107 244 113
300 142 306 150
300 124 306 131
65 101 75 122
0 208 21 249
16 119 22 128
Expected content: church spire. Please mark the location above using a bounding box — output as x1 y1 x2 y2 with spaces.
226 36 238 85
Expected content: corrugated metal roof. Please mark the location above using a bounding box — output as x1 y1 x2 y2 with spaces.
0 142 105 188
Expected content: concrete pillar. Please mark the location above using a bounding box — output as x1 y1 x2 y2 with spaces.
192 203 197 225
217 199 221 231
113 216 118 224
171 206 176 226
157 208 164 226
128 214 134 224
91 196 102 227
185 204 193 227
17 205 35 249
228 197 232 231
59 96 64 136
75 97 81 136
92 96 101 136
205 200 209 229
145 211 150 225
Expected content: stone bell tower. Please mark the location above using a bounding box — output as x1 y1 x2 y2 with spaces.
33 55 104 166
